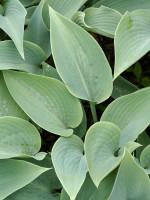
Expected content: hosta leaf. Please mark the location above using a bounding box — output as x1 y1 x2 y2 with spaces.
5 170 61 200
140 145 150 170
74 105 87 138
24 1 51 57
0 116 41 159
19 0 40 7
137 132 150 158
0 40 46 74
94 0 150 14
101 87 150 146
0 159 49 199
0 0 27 58
109 150 150 200
114 10 150 79
0 72 28 119
3 71 83 136
112 76 138 99
52 135 88 200
43 0 87 29
85 121 124 187
61 169 118 200
50 8 113 103
72 6 122 38
26 6 37 25
42 62 62 81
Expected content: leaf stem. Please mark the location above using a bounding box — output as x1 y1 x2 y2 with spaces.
89 102 98 123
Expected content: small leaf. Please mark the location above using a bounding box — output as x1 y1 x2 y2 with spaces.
101 87 150 146
72 6 122 38
0 0 27 58
0 116 41 159
114 10 150 78
85 121 124 187
0 159 49 199
50 8 113 103
52 135 88 200
3 71 83 136
109 150 150 200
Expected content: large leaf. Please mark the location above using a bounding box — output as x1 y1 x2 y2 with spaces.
0 40 46 74
0 159 49 199
19 0 40 7
52 135 88 200
94 0 150 14
24 1 51 57
101 87 150 146
0 116 41 159
85 121 124 187
109 150 150 200
3 71 83 136
114 10 150 79
43 0 87 29
0 72 28 119
72 6 122 38
0 0 26 58
50 8 113 103
5 169 61 200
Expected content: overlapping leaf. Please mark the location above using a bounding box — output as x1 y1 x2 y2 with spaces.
3 71 83 136
94 0 150 14
85 121 124 187
109 150 150 200
114 9 150 78
0 72 28 119
0 0 26 58
52 135 88 200
43 0 87 29
0 159 49 199
101 87 150 146
5 169 61 200
0 40 46 74
140 145 150 174
24 1 51 57
72 6 122 38
50 8 113 103
0 116 41 159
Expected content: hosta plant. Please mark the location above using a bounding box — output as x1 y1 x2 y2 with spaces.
0 0 150 199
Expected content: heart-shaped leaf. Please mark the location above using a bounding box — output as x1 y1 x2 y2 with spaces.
114 10 150 78
50 8 113 103
3 71 83 136
0 159 49 199
85 121 124 187
109 150 150 200
0 0 27 58
0 72 28 119
0 40 46 74
0 116 41 159
101 87 150 146
52 135 88 200
72 6 122 38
